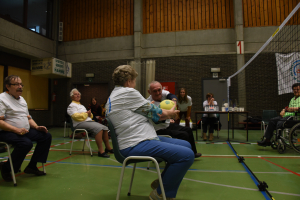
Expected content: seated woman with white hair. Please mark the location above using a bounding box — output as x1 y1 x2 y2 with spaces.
67 89 113 158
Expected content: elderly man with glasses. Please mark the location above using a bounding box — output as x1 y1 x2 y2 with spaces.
258 83 300 147
0 75 52 182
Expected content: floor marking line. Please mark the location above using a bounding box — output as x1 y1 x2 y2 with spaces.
260 157 300 177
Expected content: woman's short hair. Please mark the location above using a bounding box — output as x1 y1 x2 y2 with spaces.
70 88 81 98
112 65 138 86
206 93 214 99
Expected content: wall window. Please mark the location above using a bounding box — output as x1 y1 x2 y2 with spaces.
0 0 53 38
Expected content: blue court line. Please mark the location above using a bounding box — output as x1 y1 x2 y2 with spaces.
226 141 271 200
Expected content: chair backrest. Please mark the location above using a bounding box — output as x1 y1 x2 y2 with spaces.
106 118 126 164
262 110 277 122
68 115 76 132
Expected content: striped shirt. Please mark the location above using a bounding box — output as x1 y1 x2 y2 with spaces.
0 92 30 131
106 86 158 150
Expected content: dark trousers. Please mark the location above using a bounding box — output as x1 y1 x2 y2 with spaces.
174 111 190 127
156 123 197 154
264 116 289 140
202 117 217 133
0 129 52 173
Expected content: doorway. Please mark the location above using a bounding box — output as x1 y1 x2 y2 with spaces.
75 83 110 109
202 78 228 129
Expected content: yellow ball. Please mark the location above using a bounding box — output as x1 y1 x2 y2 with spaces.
159 100 176 110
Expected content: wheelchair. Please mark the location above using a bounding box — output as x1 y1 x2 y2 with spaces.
270 116 300 154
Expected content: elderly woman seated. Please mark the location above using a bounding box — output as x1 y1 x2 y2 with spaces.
67 89 113 158
106 65 194 200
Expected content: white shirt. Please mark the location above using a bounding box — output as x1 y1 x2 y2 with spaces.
106 86 157 150
147 90 171 131
203 100 218 118
177 95 192 112
0 92 30 131
147 90 170 106
67 102 93 127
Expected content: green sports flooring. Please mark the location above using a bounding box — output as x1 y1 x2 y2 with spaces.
0 128 299 200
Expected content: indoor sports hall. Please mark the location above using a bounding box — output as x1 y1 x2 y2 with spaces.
1 0 300 200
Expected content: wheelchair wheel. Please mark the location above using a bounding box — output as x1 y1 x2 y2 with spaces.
289 122 300 153
277 142 286 154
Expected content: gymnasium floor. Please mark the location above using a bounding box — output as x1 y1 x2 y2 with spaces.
0 128 299 200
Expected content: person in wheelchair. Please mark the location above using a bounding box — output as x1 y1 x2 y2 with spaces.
258 83 300 147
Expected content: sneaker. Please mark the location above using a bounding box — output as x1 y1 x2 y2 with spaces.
257 140 271 147
151 179 159 190
149 189 175 200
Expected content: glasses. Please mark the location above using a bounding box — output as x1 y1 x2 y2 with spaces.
10 83 24 87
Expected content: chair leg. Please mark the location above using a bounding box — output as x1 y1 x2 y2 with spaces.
128 163 136 196
152 159 166 200
5 144 17 186
69 130 76 155
147 161 151 170
64 122 66 138
84 131 93 157
116 161 128 200
42 163 46 174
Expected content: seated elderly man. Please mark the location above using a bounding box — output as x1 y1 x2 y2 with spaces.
0 75 52 182
147 81 201 158
67 89 113 158
258 83 300 147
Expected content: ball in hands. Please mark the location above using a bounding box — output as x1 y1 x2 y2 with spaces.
159 100 176 110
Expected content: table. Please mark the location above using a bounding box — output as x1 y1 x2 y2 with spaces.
195 111 249 141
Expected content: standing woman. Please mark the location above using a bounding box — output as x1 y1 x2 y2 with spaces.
175 88 192 127
87 97 102 122
202 93 218 141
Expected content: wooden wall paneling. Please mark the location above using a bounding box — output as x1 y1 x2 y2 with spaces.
146 0 150 33
71 0 75 40
117 0 121 36
79 0 83 40
106 0 110 37
247 0 252 27
67 0 71 41
130 0 134 35
73 0 77 40
193 0 198 29
271 0 276 25
263 0 268 26
214 0 218 28
259 0 264 26
90 0 93 39
154 0 157 33
124 0 128 35
121 0 124 35
189 0 194 30
179 0 183 30
284 0 289 20
94 0 98 38
267 0 272 25
175 0 179 30
279 0 284 25
127 0 131 35
101 0 104 38
86 0 89 39
209 0 213 28
157 0 161 32
292 0 297 24
183 0 186 30
201 0 206 28
114 0 117 36
172 0 176 31
222 0 226 28
150 0 154 33
142 0 145 33
197 0 202 29
217 0 222 28
255 0 260 26
110 0 114 36
275 0 281 26
288 0 293 25
251 0 256 27
205 0 209 28
160 0 164 32
226 0 231 28
230 0 234 27
168 0 172 31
